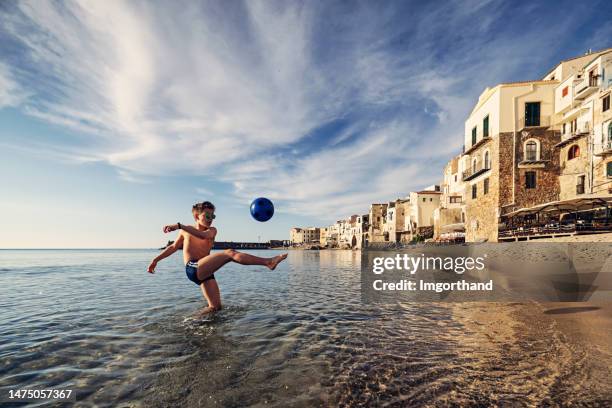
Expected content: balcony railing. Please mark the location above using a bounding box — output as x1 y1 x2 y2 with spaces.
595 141 612 156
517 150 552 163
462 161 491 181
574 76 599 99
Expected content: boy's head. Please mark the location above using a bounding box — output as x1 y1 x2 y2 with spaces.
192 201 216 227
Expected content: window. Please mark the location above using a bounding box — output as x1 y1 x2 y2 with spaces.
562 86 568 97
525 102 541 127
422 198 426 202
562 123 566 134
568 144 580 160
471 184 477 199
608 162 612 177
484 178 489 194
450 196 461 203
454 175 457 182
576 175 585 194
472 126 477 145
526 141 538 161
525 171 536 189
604 95 610 112
429 198 433 202
472 158 477 173
484 151 490 169
483 116 489 137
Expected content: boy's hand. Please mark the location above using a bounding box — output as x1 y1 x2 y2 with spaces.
163 223 179 233
147 260 157 274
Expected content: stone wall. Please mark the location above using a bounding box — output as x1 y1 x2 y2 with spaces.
464 138 499 242
558 136 589 200
512 128 560 209
465 128 560 243
593 155 612 195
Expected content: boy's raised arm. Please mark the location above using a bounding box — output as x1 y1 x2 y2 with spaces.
163 223 217 240
148 233 183 274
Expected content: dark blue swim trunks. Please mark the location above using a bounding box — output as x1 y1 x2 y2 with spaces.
185 260 215 285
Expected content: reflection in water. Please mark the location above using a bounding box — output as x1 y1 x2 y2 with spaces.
0 249 610 407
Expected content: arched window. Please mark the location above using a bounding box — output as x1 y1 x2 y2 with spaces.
472 158 477 172
568 145 580 160
525 141 538 161
484 151 490 169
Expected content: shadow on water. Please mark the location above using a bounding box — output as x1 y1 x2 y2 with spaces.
543 306 601 315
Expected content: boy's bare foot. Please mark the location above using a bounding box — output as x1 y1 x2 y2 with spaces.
196 306 220 317
267 253 288 270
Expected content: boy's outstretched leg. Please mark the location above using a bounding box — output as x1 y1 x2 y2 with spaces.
227 249 288 270
195 250 287 281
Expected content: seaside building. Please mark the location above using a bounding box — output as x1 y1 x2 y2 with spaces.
349 214 369 249
338 215 358 248
434 155 466 241
383 198 411 243
289 227 304 245
461 77 562 242
498 49 612 240
289 227 320 246
368 204 388 243
408 187 442 239
319 227 329 247
549 49 612 200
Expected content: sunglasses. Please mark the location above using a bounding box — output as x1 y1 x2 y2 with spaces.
204 213 216 220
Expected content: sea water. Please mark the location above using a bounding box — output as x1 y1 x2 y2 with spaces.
0 249 610 407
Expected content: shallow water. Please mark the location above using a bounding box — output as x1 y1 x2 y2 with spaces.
0 249 610 407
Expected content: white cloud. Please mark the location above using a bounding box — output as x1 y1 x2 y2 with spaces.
0 62 26 108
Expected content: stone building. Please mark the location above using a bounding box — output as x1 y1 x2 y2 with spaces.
368 204 388 243
319 227 329 247
408 187 442 239
551 48 612 200
434 155 466 240
383 198 411 243
462 80 561 242
289 227 320 245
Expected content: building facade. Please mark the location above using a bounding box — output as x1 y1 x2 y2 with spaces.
462 80 561 242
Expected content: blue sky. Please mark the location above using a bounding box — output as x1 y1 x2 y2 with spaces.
1 0 611 248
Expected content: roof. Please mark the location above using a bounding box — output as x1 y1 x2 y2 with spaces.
414 190 443 195
470 80 558 117
541 47 612 79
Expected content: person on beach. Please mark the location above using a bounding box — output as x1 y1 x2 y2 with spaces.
147 201 287 314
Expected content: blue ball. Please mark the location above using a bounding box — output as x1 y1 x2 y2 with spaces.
250 197 274 222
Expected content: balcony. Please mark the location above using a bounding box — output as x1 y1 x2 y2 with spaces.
462 160 490 181
595 141 612 156
463 135 491 155
574 76 599 100
517 150 552 168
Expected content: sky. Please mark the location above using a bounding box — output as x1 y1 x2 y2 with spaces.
1 0 611 248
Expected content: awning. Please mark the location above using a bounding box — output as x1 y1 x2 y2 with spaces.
502 196 612 218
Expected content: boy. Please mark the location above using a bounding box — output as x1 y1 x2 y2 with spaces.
147 201 287 314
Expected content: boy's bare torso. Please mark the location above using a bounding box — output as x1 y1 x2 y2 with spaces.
180 228 214 264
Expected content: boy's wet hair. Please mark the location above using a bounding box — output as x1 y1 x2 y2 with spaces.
192 201 215 214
